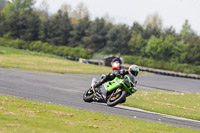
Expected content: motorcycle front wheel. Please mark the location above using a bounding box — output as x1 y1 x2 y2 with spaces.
107 88 126 107
83 89 94 102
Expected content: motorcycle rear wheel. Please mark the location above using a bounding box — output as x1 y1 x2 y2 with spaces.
83 89 94 102
107 89 126 107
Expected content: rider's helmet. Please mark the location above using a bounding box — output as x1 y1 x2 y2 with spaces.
111 61 121 70
128 65 139 76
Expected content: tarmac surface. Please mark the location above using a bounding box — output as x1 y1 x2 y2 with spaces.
0 68 200 130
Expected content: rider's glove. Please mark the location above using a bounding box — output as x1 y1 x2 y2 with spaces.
93 81 102 88
101 74 106 80
120 69 128 75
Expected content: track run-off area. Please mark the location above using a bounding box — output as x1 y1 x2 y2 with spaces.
0 68 200 130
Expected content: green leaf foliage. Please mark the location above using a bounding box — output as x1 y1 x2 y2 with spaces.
128 30 146 56
1 0 35 17
104 24 131 54
47 10 73 46
145 35 187 62
123 55 200 74
0 38 91 58
0 2 199 74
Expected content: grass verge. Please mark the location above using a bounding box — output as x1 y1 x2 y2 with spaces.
122 90 200 121
0 95 199 133
1 46 200 121
0 46 111 75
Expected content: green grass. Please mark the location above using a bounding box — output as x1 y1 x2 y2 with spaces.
0 95 199 133
0 46 111 75
1 46 200 123
123 90 200 121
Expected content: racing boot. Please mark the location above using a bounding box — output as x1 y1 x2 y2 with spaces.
92 92 106 103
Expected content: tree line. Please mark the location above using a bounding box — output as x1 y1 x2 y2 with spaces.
0 0 200 67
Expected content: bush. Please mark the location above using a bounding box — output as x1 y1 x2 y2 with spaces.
0 37 92 58
0 38 27 49
123 55 200 75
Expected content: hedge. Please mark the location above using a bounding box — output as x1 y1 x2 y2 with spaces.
123 55 200 75
0 38 92 58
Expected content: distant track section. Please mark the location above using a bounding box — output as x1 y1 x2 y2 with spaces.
0 68 200 129
57 55 200 80
138 67 200 80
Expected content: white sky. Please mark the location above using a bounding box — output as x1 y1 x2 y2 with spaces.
35 0 200 34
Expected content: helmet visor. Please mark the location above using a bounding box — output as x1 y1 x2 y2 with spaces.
131 71 138 76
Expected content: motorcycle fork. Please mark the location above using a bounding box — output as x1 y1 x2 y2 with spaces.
109 88 121 99
92 87 102 98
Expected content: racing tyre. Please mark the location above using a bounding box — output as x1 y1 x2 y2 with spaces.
107 89 126 107
83 89 94 102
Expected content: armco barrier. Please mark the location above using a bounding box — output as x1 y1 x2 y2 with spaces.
122 65 200 80
139 68 200 80
88 60 200 80
59 54 200 80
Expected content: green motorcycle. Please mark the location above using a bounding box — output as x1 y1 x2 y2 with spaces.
83 74 137 107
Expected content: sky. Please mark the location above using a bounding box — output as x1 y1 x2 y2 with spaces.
35 0 200 34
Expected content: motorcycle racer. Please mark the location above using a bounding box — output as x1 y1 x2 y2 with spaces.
111 56 122 73
93 65 139 102
100 58 121 85
111 61 121 73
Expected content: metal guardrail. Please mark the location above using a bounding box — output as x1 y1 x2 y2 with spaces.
122 65 200 80
57 55 200 80
139 68 200 80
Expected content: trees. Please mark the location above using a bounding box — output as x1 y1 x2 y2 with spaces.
0 1 200 67
3 9 40 41
128 30 146 56
179 20 200 65
113 25 131 55
82 18 111 52
131 22 143 34
66 3 90 47
36 0 49 22
0 0 6 10
145 35 163 60
105 24 131 54
2 0 35 17
143 12 163 39
60 3 72 17
184 36 200 65
19 12 41 41
179 19 195 43
71 3 89 24
162 26 176 37
145 35 186 62
47 10 73 46
69 16 91 47
5 11 21 38
0 11 6 36
0 0 40 41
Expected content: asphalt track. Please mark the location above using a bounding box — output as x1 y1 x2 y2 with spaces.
0 68 200 130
